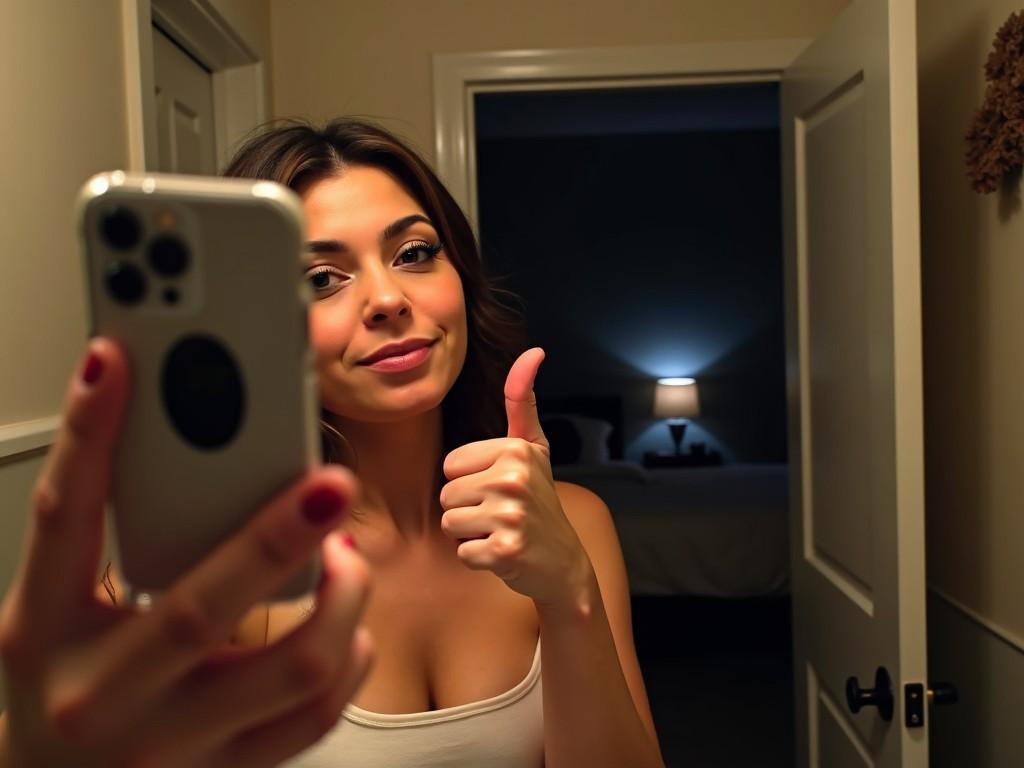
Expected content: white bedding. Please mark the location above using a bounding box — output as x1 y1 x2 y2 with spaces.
554 463 790 597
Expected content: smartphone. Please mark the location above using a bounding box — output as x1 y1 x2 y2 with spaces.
77 171 321 599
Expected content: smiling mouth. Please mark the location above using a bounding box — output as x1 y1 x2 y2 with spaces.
358 339 438 372
358 339 437 366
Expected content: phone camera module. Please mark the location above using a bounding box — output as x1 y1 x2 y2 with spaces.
148 235 190 277
100 207 142 250
105 262 146 305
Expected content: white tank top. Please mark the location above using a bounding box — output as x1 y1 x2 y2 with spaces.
285 639 544 767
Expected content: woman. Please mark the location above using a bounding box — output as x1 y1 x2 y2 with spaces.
0 119 664 768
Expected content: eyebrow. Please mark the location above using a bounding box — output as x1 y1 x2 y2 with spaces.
306 214 434 254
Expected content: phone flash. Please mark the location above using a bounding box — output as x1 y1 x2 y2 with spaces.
156 209 177 230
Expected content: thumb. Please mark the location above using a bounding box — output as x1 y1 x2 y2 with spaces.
504 347 548 449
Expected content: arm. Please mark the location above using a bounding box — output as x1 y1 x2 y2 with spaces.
539 481 664 768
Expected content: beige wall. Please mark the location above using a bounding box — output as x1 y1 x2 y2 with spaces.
268 0 849 163
0 0 130 706
917 0 1024 645
0 2 129 426
918 1 1024 760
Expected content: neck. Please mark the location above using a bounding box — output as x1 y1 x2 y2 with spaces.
326 407 445 540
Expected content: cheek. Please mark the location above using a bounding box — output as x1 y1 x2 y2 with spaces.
309 304 355 359
439 273 467 335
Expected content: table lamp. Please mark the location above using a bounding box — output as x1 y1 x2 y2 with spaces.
653 377 700 455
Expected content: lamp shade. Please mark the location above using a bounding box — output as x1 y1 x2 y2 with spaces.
653 377 700 419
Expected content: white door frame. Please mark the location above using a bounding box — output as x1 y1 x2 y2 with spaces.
121 0 268 173
432 40 809 232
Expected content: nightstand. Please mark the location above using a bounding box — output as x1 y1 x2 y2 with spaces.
642 450 723 469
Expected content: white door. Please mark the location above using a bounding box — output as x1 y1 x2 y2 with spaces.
782 0 928 765
152 26 217 174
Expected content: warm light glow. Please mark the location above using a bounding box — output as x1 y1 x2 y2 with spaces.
654 378 700 419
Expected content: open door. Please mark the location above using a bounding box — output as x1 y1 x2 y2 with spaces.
782 0 928 766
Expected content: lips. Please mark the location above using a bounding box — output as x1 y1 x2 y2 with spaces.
358 338 436 365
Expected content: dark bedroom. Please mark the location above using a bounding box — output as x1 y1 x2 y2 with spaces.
476 82 793 768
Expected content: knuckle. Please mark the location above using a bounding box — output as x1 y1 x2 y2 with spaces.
45 688 98 747
250 522 294 571
496 505 526 528
31 477 63 531
62 398 95 443
500 467 529 490
504 439 531 461
491 532 522 559
0 597 38 672
288 644 335 694
160 592 219 650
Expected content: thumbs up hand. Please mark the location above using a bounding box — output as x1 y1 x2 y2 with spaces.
439 348 591 607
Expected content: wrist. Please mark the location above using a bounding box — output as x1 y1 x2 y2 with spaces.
534 554 598 622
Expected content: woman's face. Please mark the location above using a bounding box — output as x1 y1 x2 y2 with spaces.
302 165 467 424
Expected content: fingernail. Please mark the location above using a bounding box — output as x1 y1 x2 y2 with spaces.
302 486 346 526
82 350 104 385
341 533 357 550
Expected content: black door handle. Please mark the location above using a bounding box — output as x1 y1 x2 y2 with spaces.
846 667 894 721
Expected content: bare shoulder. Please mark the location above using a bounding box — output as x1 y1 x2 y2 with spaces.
553 480 624 574
554 480 615 539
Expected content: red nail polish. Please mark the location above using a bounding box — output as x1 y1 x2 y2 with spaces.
82 351 104 385
302 487 345 525
341 533 357 550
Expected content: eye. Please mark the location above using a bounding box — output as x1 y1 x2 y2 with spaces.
395 241 442 267
306 265 348 297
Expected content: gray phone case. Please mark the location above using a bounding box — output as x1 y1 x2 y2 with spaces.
77 171 321 598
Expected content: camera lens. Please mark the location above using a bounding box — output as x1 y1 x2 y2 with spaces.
105 262 146 305
100 207 141 250
148 235 189 276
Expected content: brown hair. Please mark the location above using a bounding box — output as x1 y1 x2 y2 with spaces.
221 117 527 468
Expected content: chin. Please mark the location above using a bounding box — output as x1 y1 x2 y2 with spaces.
324 381 449 424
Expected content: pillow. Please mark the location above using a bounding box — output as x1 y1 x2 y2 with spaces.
540 413 613 465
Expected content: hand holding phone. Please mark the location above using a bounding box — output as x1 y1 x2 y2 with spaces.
0 339 373 767
76 172 322 597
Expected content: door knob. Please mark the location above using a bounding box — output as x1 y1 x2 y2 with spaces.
845 666 894 721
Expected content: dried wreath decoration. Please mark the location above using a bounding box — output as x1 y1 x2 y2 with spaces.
966 11 1024 193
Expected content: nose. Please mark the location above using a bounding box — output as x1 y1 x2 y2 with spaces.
361 264 411 325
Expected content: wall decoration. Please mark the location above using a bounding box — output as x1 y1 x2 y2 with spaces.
966 11 1024 193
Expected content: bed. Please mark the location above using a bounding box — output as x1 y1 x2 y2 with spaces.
538 396 790 597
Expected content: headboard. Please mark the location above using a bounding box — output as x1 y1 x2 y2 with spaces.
537 394 624 461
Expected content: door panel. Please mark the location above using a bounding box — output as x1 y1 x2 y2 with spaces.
152 27 216 174
818 689 874 768
801 73 876 606
782 0 928 766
